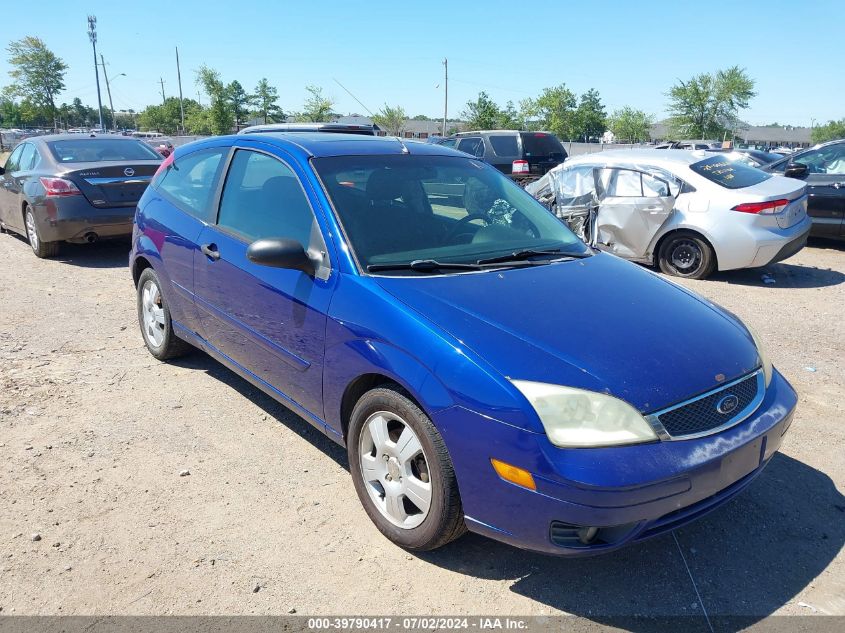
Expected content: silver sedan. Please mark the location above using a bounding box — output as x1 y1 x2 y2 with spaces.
526 149 811 279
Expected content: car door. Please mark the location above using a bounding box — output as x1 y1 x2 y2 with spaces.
0 144 27 231
593 167 676 258
193 145 333 424
773 145 845 237
146 145 230 334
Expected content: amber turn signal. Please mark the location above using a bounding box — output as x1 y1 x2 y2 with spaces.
490 458 536 491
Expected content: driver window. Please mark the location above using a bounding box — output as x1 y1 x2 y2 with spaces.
5 144 24 172
798 145 845 175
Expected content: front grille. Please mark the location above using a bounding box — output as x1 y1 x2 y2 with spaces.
655 372 761 438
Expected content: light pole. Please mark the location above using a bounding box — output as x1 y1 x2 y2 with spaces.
87 16 105 131
100 57 125 132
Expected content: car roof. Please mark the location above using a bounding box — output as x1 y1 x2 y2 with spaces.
193 132 470 159
29 133 139 144
565 148 707 168
239 122 376 135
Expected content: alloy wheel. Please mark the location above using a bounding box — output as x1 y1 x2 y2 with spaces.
358 411 432 529
141 279 166 348
25 211 39 253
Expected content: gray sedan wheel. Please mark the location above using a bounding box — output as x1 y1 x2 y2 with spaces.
658 232 715 280
24 206 59 258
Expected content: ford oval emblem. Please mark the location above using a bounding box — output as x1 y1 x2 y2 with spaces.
124 167 135 177
716 394 739 415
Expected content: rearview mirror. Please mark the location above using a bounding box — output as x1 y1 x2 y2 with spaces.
246 238 315 275
783 163 808 179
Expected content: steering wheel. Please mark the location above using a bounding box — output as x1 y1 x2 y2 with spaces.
444 213 490 243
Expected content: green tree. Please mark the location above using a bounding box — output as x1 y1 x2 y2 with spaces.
5 36 67 130
573 89 607 141
811 119 845 144
496 101 521 129
226 80 254 129
196 65 233 135
138 97 201 134
0 95 23 127
461 91 501 130
297 85 335 122
372 104 407 136
253 78 283 124
608 107 655 143
520 85 577 139
668 66 755 139
411 114 430 121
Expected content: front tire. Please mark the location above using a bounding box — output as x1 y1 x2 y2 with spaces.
658 232 715 280
136 267 191 360
24 206 59 258
348 386 466 551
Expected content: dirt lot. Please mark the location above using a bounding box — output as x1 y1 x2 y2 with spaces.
0 231 843 625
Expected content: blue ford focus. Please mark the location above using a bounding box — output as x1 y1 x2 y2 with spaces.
129 133 797 555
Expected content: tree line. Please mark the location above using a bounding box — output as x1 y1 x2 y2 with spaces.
3 34 843 145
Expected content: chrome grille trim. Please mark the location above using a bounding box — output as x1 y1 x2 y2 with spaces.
645 369 765 441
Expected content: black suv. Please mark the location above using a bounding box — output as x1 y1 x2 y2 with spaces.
762 139 845 239
436 130 567 178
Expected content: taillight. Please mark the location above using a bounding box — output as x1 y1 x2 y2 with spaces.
153 153 175 179
39 177 81 197
731 199 790 214
512 159 529 174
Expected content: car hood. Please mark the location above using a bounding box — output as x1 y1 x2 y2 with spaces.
374 253 760 413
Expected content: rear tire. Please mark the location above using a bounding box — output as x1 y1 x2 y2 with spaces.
658 231 715 280
24 206 59 258
136 267 191 360
347 386 466 551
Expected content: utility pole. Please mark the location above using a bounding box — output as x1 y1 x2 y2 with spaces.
100 54 116 132
87 16 105 131
159 78 166 105
442 58 448 137
176 47 186 135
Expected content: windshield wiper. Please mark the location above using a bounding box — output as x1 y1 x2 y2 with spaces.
476 248 591 265
367 259 483 273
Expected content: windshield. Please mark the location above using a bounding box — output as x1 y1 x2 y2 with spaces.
313 154 589 272
689 155 771 189
48 139 161 162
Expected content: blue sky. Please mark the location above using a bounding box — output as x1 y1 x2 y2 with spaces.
1 0 839 126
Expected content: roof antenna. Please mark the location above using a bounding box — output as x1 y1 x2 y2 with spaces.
396 137 410 154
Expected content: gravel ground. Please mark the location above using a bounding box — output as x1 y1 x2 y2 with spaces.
0 231 842 625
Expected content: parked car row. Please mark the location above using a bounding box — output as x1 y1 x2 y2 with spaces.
0 130 809 557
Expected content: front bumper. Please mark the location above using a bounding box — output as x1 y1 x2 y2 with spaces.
434 369 797 556
34 198 135 242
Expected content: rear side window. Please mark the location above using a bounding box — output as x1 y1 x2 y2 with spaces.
519 133 565 158
437 138 457 148
217 150 319 249
456 137 483 157
154 147 227 221
48 139 161 162
4 145 24 171
489 135 519 156
17 144 36 171
690 155 771 189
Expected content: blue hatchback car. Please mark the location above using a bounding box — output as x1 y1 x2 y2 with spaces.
129 133 797 555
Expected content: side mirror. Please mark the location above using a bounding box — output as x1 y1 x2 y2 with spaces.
246 238 315 275
784 163 808 179
0 166 4 175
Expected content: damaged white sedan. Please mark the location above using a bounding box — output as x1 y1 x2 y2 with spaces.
526 150 811 279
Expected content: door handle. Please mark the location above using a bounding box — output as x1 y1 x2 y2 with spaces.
200 243 220 261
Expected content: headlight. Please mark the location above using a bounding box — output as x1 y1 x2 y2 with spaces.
745 324 773 387
511 381 658 448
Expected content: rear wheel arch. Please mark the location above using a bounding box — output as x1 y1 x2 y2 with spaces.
132 255 154 287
